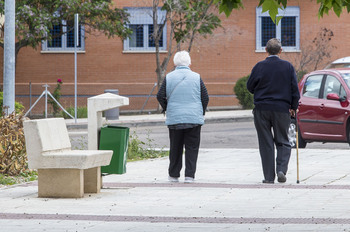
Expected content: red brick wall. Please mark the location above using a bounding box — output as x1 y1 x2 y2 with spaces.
1 0 350 115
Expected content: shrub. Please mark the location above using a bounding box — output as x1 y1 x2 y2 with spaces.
234 75 254 109
48 79 63 117
0 92 24 116
128 131 168 161
0 170 37 185
297 70 307 82
60 106 88 119
0 112 28 176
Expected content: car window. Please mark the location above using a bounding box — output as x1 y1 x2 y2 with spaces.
341 73 350 89
340 85 347 99
303 74 323 98
323 75 342 98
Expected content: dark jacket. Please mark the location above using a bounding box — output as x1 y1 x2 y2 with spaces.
247 56 300 113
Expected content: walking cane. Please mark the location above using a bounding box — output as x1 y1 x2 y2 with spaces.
295 111 300 184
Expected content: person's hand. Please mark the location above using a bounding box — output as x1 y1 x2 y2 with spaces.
290 109 294 117
290 109 298 118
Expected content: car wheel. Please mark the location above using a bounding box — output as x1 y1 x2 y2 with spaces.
288 119 307 148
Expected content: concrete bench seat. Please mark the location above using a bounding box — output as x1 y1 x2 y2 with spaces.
35 150 112 169
23 118 113 198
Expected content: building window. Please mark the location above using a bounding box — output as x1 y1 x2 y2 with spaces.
42 20 85 52
124 7 167 52
256 6 299 51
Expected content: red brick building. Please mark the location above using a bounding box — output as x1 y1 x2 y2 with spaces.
1 0 350 115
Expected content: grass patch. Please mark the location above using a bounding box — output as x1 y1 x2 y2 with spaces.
0 170 38 186
128 130 168 161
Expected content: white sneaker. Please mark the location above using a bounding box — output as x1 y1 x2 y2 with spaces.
168 176 179 182
184 177 194 183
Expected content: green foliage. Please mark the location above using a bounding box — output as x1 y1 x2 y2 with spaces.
214 0 243 17
162 0 222 45
154 0 223 97
0 0 131 54
234 75 254 109
60 106 87 119
297 70 307 82
317 0 350 17
0 92 24 117
0 170 38 186
128 131 168 162
48 79 62 117
216 0 350 21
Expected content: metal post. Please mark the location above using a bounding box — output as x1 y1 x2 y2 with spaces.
296 112 300 184
74 14 79 123
29 82 32 116
24 84 74 119
3 0 16 115
140 83 157 113
44 84 49 118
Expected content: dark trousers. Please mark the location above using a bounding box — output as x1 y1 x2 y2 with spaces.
253 109 291 181
168 126 201 178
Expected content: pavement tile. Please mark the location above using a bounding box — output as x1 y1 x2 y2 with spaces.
1 148 350 231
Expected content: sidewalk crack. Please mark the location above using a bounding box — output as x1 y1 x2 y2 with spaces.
326 173 350 185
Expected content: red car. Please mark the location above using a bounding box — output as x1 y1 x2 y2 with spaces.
289 68 350 148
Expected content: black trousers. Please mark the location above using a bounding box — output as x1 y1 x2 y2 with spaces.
253 109 291 181
168 126 201 178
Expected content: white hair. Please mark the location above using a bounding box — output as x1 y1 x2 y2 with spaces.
173 51 191 67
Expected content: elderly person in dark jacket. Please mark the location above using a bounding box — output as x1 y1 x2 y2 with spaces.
247 38 300 184
157 51 209 183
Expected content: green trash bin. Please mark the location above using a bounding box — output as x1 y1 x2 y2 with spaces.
99 125 129 174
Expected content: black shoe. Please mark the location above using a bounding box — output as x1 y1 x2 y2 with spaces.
277 171 286 183
262 180 274 184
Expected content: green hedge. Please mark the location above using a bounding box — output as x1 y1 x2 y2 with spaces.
234 75 254 109
0 92 24 116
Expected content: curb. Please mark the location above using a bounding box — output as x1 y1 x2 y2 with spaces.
66 115 254 130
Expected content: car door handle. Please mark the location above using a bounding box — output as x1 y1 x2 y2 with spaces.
320 104 325 109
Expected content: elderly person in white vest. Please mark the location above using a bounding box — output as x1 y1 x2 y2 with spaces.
157 50 209 183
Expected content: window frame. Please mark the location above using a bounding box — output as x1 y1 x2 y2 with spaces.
256 6 300 52
302 74 324 99
41 19 85 52
323 75 342 98
123 7 167 52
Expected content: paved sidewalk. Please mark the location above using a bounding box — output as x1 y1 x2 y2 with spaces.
1 148 350 231
1 110 350 231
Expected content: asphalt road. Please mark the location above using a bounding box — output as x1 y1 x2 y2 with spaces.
69 121 350 150
130 121 350 150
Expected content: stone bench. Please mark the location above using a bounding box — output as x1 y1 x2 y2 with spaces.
23 118 113 198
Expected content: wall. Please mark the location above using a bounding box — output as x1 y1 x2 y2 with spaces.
0 0 350 115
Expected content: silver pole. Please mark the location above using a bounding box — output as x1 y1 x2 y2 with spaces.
3 0 16 115
24 91 45 117
24 85 74 119
140 83 157 113
29 82 32 116
44 84 49 118
74 14 79 123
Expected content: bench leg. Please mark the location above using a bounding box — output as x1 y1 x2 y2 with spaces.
84 167 101 193
38 169 84 198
